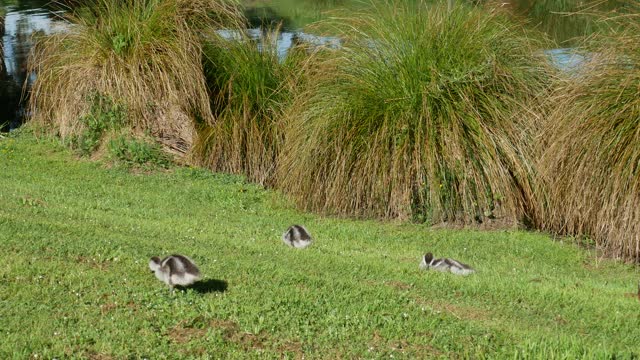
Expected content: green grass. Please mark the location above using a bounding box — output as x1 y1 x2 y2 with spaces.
1 131 639 358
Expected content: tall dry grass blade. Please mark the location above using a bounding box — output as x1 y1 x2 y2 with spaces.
537 6 640 262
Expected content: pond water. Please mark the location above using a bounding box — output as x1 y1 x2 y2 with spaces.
0 0 629 131
1 0 66 131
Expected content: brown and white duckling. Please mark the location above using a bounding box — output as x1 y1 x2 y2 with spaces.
282 225 313 249
149 254 201 288
419 252 475 276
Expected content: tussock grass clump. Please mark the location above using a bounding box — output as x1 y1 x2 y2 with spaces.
277 1 554 225
537 10 640 262
193 29 309 185
28 0 241 155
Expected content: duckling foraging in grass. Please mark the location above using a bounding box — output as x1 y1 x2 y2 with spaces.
282 225 313 249
419 252 475 276
149 254 201 289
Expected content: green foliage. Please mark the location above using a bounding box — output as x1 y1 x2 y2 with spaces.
70 93 126 156
278 1 554 225
108 135 172 168
1 132 640 358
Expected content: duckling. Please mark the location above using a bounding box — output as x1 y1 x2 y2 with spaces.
282 225 313 249
419 252 475 276
149 254 201 288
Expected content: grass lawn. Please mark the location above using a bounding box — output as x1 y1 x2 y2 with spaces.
1 131 639 359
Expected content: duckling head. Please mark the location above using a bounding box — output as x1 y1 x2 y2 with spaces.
149 256 170 285
149 256 162 272
419 253 434 270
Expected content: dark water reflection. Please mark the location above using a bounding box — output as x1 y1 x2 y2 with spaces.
1 0 66 131
0 0 633 131
508 0 631 45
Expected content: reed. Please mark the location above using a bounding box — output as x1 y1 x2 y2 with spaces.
537 7 640 262
193 28 311 185
27 0 242 155
277 1 554 225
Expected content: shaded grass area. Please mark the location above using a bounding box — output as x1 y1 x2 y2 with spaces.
1 132 639 358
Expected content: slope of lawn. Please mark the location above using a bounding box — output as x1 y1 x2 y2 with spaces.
1 131 639 359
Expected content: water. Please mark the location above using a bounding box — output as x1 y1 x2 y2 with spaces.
219 28 341 61
1 0 66 131
0 0 629 131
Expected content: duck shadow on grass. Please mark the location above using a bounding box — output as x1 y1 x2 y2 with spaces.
184 279 228 294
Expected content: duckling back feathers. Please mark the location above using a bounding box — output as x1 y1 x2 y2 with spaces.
149 254 201 287
420 252 475 276
282 225 313 249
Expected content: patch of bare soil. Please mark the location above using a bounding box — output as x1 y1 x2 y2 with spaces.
384 280 413 291
623 292 640 302
98 293 138 315
168 320 210 344
169 318 306 357
369 331 443 357
85 352 115 360
276 340 304 359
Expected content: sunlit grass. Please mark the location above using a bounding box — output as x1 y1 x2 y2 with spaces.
1 130 639 358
